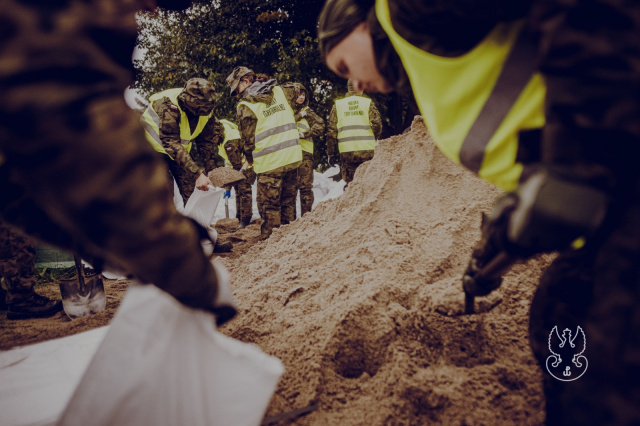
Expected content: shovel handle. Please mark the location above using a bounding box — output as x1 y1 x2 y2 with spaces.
73 255 86 292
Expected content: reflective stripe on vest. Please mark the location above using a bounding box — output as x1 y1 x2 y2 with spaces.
240 86 302 174
376 0 545 191
141 88 212 159
219 119 241 168
297 106 314 154
335 96 376 153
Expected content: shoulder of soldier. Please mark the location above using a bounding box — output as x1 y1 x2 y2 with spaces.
153 97 180 118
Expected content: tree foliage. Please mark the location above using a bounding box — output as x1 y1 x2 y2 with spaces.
134 0 408 167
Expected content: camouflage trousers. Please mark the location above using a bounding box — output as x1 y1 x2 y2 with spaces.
0 221 37 304
528 195 640 425
256 167 298 240
234 167 256 225
340 150 374 184
297 151 315 216
164 155 197 205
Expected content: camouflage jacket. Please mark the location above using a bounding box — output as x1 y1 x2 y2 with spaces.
326 92 383 157
152 97 224 175
0 0 230 321
286 83 325 142
235 84 302 172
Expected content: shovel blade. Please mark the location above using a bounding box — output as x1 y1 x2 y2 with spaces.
59 274 106 319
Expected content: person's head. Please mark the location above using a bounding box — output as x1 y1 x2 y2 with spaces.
178 78 216 116
296 85 307 105
226 66 256 97
318 0 392 94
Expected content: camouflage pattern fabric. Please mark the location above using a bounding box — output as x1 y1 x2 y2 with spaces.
340 150 375 184
326 91 383 159
0 0 230 319
381 1 640 423
235 84 300 164
177 78 216 116
298 152 315 216
226 66 254 95
0 222 37 304
256 169 298 240
235 83 301 238
152 83 224 203
285 82 325 216
222 137 254 224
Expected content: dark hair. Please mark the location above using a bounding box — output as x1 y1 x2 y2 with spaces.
317 0 375 59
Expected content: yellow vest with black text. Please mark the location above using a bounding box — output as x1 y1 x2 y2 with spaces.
297 106 314 154
335 96 376 153
141 88 213 160
376 0 546 191
219 119 241 168
239 86 302 174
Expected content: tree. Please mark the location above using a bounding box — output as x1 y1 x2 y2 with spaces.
134 0 407 168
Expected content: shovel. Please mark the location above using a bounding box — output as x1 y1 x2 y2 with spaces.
59 255 107 319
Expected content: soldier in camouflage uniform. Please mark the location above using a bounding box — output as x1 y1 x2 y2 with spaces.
291 83 325 216
0 0 235 324
0 222 62 319
143 78 224 205
318 0 640 423
326 79 382 185
226 67 302 240
219 119 256 228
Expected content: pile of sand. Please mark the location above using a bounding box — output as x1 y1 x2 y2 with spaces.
221 118 550 425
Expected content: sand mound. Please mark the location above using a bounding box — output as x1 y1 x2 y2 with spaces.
221 118 550 425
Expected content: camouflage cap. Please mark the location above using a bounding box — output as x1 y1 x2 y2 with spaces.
182 78 216 102
179 78 216 116
226 66 254 95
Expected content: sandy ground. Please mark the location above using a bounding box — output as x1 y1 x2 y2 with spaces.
0 118 551 425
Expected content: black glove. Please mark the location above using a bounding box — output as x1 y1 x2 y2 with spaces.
463 169 609 297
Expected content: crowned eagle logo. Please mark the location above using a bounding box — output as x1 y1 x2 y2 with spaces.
546 326 588 381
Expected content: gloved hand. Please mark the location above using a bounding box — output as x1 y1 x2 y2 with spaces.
223 190 231 199
462 169 609 297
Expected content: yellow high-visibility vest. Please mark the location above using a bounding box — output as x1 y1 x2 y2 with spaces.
297 106 314 154
239 86 302 174
335 95 376 153
141 88 212 159
376 0 546 191
219 119 241 168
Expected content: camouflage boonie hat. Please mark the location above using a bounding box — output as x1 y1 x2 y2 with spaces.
226 66 254 95
182 78 216 102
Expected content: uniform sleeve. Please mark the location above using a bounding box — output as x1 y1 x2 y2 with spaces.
326 105 338 156
155 97 202 175
369 102 383 139
305 108 325 139
195 117 224 173
236 103 257 164
224 138 244 170
0 2 230 319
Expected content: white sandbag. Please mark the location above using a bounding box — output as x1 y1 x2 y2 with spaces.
183 185 224 228
57 284 284 426
173 179 185 213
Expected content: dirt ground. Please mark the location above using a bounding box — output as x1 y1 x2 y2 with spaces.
0 118 552 425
